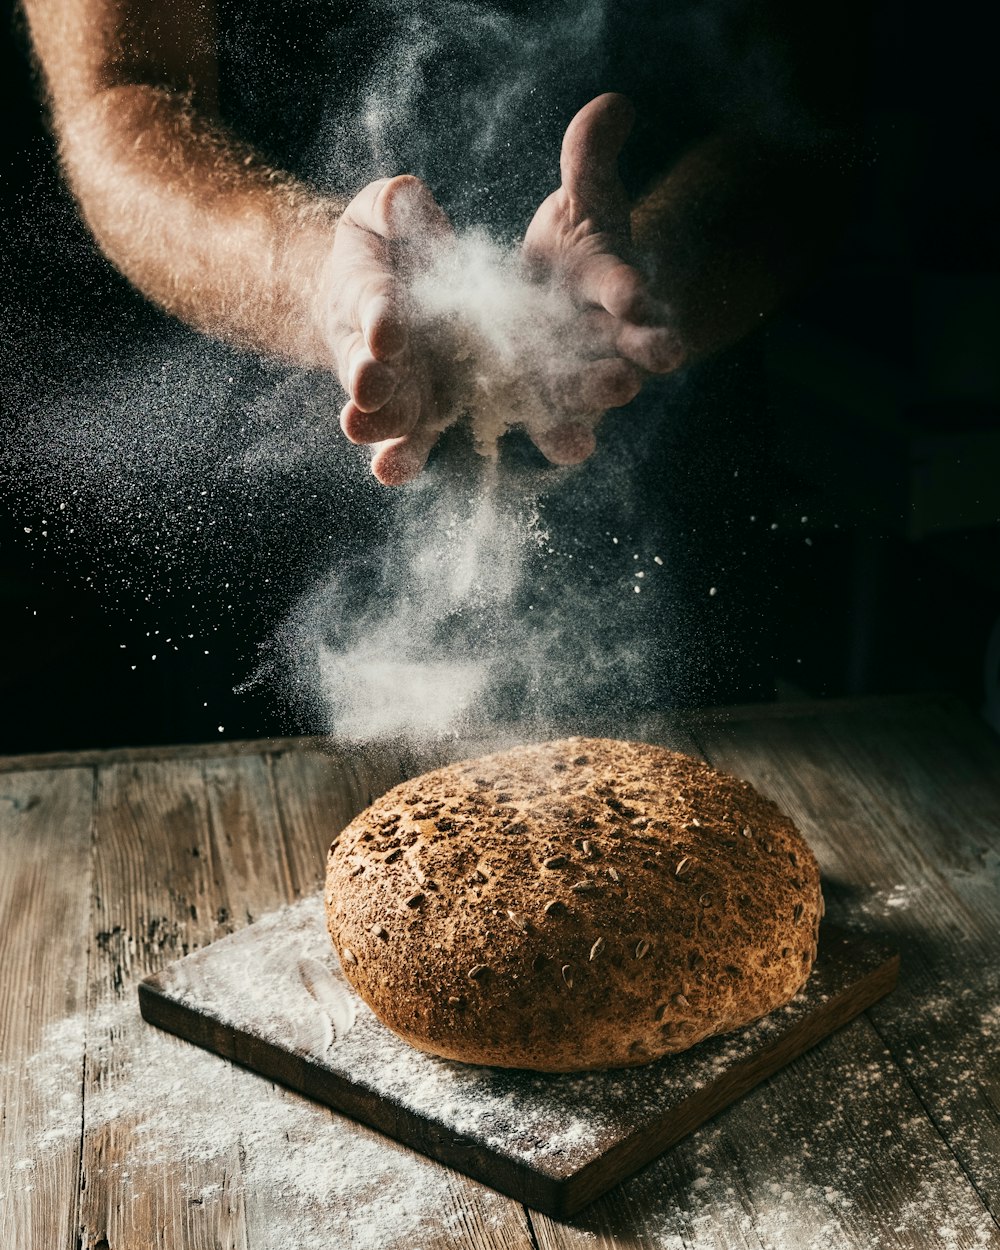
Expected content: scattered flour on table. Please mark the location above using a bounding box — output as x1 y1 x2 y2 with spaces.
4 1002 509 1250
864 883 916 912
8 894 1000 1249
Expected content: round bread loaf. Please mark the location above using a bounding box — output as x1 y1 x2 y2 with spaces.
324 737 823 1072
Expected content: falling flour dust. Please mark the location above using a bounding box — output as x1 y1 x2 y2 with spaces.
2 0 683 748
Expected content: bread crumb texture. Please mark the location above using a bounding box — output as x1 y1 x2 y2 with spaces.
324 738 823 1072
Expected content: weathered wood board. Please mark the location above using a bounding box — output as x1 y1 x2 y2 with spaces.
139 896 897 1218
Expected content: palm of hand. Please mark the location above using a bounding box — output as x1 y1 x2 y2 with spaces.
519 94 683 461
325 96 682 484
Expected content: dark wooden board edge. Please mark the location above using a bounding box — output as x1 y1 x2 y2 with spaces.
559 944 900 1217
137 978 567 1214
138 934 898 1220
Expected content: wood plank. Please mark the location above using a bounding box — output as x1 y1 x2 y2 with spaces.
208 753 537 1249
0 768 95 1250
267 751 538 1248
0 735 327 775
77 759 250 1250
531 1015 1000 1250
202 754 298 927
267 744 407 898
684 703 1000 1243
7 697 994 1249
138 898 896 1220
528 702 1000 1250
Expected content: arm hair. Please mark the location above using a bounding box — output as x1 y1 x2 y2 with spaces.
23 0 345 364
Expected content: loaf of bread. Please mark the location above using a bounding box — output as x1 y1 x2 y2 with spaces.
324 737 823 1072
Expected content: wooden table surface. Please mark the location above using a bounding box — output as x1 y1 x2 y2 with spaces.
3 695 1000 1250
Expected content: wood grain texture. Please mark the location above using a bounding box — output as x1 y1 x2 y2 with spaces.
267 749 538 1248
533 1013 998 1250
78 759 249 1250
685 701 1000 1247
527 702 1000 1250
138 899 897 1220
0 767 94 1250
266 744 405 897
5 696 1000 1250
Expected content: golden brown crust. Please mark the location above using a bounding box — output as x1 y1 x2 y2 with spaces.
324 738 823 1072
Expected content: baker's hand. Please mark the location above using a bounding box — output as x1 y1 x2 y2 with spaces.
321 175 454 485
522 93 684 465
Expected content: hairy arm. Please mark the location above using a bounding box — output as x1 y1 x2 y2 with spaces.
24 0 465 484
23 0 343 364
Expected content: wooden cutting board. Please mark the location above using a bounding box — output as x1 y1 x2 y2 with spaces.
138 895 897 1218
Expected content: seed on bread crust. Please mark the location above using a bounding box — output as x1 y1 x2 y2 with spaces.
324 736 823 1073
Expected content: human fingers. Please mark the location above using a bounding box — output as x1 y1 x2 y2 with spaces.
573 252 651 321
347 174 453 246
339 377 422 445
331 174 454 400
574 287 681 373
527 421 598 467
542 355 644 416
325 245 408 392
339 329 397 413
615 320 686 374
560 93 634 226
369 421 443 486
332 172 452 343
362 289 408 362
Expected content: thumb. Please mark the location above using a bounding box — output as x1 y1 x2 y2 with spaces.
559 93 634 228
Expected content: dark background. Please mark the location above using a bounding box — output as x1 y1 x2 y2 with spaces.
2 0 998 754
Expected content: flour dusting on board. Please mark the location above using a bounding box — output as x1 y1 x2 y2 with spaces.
7 1009 509 1250
7 889 1000 1247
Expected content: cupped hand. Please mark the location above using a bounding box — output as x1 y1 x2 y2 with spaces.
521 93 684 465
321 175 455 485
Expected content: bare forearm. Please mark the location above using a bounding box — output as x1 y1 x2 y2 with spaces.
58 85 343 364
633 134 849 361
24 0 344 366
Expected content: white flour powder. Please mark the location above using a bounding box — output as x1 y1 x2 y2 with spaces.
407 230 594 457
7 882 1000 1248
6 1000 510 1250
